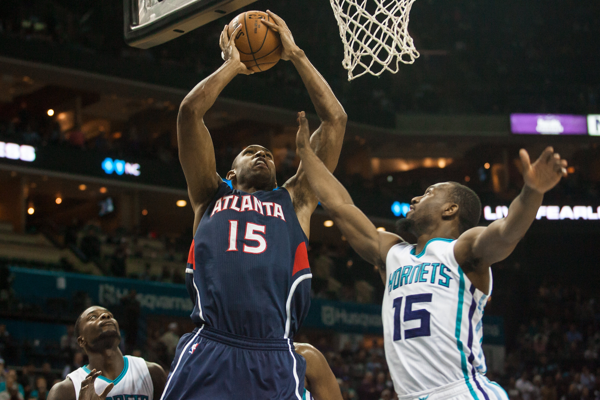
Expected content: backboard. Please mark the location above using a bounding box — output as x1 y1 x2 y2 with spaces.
124 0 258 49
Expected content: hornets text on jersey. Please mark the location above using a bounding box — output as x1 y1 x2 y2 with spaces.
383 238 509 400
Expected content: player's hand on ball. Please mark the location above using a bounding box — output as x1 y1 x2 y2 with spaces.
296 111 311 153
263 10 302 61
519 147 568 194
79 370 114 400
220 24 253 75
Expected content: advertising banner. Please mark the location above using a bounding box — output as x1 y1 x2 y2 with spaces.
9 267 193 317
510 113 587 135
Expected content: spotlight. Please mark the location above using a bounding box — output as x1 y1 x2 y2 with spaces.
79 184 87 191
55 197 62 205
176 200 187 207
324 220 334 227
47 109 54 117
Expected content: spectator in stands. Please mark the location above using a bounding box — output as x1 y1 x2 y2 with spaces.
79 228 101 262
139 263 153 281
61 353 83 380
159 323 179 361
0 359 5 385
110 244 128 277
580 366 595 391
120 290 141 352
28 377 48 400
38 364 55 391
566 324 583 344
159 266 172 283
357 371 378 400
0 327 12 365
59 326 78 362
516 372 537 400
0 370 24 399
16 365 34 397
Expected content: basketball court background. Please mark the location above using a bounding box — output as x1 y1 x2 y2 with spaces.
0 0 598 398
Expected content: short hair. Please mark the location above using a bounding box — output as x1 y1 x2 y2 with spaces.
447 182 481 233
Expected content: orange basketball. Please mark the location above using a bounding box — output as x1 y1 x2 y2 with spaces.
227 11 282 73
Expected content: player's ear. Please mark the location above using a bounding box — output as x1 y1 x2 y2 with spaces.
442 203 459 218
226 170 236 181
77 336 85 348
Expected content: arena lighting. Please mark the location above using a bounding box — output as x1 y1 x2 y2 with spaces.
588 115 600 136
176 200 187 207
79 184 87 191
484 163 490 170
99 187 107 194
102 158 140 177
377 227 386 231
142 209 148 216
391 201 410 217
324 220 334 227
0 142 36 162
27 207 34 215
484 205 600 221
55 197 62 205
47 109 54 116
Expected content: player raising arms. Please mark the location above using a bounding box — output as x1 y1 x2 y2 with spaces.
48 306 167 400
295 113 567 400
161 11 347 400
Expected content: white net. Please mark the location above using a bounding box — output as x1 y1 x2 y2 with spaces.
330 0 420 80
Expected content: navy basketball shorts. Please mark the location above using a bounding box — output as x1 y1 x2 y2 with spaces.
161 326 307 400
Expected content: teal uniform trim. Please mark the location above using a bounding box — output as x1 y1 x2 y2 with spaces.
454 269 480 399
411 238 454 258
82 356 130 386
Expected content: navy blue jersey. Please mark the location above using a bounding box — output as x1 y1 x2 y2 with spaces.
185 182 312 339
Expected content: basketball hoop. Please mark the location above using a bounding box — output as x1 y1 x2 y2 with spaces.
329 0 420 80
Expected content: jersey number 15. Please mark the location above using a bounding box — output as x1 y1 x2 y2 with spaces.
393 293 432 341
227 221 267 254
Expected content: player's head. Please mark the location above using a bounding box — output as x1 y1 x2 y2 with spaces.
399 182 481 237
75 306 121 353
227 145 277 191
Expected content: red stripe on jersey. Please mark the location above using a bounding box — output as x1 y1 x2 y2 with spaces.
292 242 310 276
188 240 195 270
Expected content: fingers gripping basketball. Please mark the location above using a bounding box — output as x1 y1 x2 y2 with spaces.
227 11 282 73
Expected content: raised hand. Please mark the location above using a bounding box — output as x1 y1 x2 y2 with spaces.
219 24 253 75
295 111 311 153
519 147 568 194
262 10 302 61
79 370 114 400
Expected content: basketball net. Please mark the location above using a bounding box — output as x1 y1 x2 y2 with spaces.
329 0 420 80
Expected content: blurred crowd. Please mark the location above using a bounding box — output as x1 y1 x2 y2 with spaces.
0 0 598 122
1 280 600 399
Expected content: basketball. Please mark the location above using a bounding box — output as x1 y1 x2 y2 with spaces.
227 11 282 73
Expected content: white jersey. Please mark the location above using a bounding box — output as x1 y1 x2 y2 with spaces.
383 239 507 400
67 356 154 400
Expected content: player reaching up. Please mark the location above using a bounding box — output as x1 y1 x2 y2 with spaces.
48 306 167 400
162 11 347 400
295 112 568 400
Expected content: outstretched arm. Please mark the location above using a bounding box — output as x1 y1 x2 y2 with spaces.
295 113 402 268
263 12 347 237
179 25 253 233
455 147 568 277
